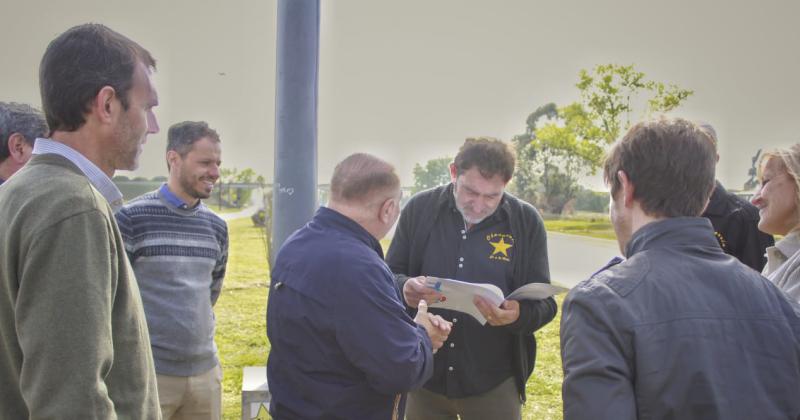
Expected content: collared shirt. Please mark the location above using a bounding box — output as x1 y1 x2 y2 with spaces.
418 192 515 398
32 138 124 211
267 207 433 420
764 231 800 277
763 230 800 301
158 183 193 210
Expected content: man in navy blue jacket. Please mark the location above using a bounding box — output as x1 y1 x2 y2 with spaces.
267 153 452 420
561 117 800 419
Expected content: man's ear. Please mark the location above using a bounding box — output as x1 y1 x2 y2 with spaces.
449 162 458 183
617 170 635 208
378 197 396 224
7 133 28 163
93 86 118 124
166 150 181 173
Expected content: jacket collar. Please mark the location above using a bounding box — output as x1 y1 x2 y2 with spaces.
625 217 720 258
316 206 384 258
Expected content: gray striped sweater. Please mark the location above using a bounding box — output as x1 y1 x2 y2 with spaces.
116 189 228 376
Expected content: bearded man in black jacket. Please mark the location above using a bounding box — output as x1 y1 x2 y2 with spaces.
386 137 556 420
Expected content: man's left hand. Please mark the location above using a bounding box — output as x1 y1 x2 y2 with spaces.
473 296 520 326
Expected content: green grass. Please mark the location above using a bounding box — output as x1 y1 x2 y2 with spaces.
214 218 270 420
216 217 567 419
542 214 615 241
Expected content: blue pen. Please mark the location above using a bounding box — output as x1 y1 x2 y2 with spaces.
425 280 444 303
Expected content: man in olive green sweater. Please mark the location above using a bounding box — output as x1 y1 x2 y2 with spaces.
0 24 161 419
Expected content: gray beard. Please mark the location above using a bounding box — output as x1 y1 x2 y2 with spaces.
453 187 487 225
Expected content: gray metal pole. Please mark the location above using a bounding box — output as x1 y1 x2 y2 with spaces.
272 0 319 265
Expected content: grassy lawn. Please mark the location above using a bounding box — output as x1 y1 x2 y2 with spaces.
214 217 270 420
216 217 567 419
542 213 615 241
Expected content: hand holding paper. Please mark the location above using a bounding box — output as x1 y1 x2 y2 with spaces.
404 276 443 309
473 296 519 327
423 277 568 324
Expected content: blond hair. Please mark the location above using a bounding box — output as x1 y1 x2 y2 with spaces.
759 144 800 208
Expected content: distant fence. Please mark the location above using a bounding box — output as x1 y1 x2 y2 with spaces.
113 180 264 204
115 181 417 208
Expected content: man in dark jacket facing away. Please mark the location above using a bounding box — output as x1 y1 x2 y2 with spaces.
267 153 451 420
387 138 556 419
698 122 774 271
561 117 800 420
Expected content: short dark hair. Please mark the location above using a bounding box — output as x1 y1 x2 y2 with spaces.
454 137 515 182
0 102 48 162
166 121 220 170
330 153 400 204
39 23 156 132
603 117 716 218
167 121 221 156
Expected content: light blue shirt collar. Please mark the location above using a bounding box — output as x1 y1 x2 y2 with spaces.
158 183 194 210
32 138 124 212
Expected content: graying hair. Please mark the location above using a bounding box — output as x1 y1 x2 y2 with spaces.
696 121 718 149
0 102 48 162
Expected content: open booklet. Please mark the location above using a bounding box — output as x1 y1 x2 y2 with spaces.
423 277 569 325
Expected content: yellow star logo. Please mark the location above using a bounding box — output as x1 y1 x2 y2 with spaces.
253 403 269 420
490 237 513 257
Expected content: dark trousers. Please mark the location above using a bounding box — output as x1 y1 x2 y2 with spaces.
405 377 521 420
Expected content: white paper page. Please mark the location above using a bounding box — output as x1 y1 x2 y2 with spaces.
505 282 569 301
423 277 504 324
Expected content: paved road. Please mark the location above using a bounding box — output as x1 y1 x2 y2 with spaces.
547 232 620 288
220 205 260 221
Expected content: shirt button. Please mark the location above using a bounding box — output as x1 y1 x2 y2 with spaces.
458 263 463 268
448 366 454 372
462 235 467 240
453 318 458 323
459 257 464 262
450 342 455 348
460 229 466 234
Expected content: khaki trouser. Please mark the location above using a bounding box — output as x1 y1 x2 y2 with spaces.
406 376 521 420
157 363 223 420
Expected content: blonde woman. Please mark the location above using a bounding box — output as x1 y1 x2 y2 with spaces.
752 144 800 300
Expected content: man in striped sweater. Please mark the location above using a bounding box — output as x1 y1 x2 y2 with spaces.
117 121 229 420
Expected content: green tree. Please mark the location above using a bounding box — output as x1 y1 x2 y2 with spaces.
530 103 605 213
576 63 693 144
574 186 609 213
412 157 452 194
514 63 693 213
233 168 258 206
218 167 262 208
511 103 558 204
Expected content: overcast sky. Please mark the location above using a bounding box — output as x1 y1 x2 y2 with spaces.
2 0 798 189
